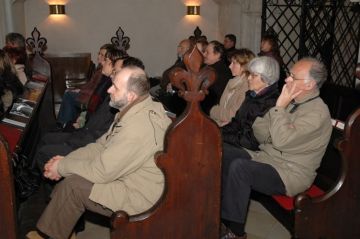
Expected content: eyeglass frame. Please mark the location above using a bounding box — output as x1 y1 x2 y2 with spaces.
286 70 307 82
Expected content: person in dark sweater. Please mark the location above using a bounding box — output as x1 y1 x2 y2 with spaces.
221 56 280 151
202 40 232 115
221 56 280 183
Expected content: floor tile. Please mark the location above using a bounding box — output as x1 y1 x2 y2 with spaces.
265 221 290 239
77 220 110 239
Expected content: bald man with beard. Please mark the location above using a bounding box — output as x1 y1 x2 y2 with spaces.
27 66 171 239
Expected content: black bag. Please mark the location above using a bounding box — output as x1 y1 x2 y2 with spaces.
12 153 40 200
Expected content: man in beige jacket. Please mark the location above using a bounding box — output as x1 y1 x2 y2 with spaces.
221 57 332 239
28 66 172 239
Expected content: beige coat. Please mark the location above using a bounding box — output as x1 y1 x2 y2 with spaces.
247 91 332 196
210 75 248 126
58 96 171 214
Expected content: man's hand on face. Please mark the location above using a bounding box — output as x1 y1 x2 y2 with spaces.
276 83 303 108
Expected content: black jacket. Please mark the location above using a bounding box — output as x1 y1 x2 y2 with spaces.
67 95 117 148
221 83 279 150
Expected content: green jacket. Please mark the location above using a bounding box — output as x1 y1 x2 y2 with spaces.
247 91 332 196
58 96 171 214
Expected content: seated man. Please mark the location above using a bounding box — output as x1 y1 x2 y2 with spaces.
151 39 191 115
33 57 145 197
221 57 332 239
27 65 172 239
202 40 232 115
223 34 237 65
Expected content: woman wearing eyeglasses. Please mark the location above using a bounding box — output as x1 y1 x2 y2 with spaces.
221 56 280 152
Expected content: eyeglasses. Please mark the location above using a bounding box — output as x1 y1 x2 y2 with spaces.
249 72 260 78
287 71 306 81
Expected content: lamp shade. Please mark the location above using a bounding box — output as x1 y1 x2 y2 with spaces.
49 5 65 15
187 5 200 15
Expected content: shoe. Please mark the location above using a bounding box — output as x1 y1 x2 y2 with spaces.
26 231 45 239
26 230 76 239
221 231 247 239
220 224 247 239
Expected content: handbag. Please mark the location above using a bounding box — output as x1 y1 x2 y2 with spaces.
12 153 40 200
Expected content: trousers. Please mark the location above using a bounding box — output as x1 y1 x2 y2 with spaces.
221 143 286 223
37 175 113 239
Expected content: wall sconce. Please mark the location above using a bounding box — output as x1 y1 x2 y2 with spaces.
187 5 200 15
49 5 66 15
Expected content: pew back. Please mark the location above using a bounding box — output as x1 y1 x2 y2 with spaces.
110 47 222 238
294 108 360 239
0 135 17 239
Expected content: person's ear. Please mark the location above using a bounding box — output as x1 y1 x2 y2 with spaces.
127 91 137 102
305 79 316 90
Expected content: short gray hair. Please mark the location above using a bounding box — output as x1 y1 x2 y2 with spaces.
248 56 279 85
301 57 328 88
125 66 150 96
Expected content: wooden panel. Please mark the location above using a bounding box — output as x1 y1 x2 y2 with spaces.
45 53 92 103
294 108 360 239
0 134 17 239
110 47 222 238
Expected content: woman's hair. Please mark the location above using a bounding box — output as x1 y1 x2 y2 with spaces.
105 47 128 65
248 56 280 85
3 46 26 65
196 38 208 54
231 48 255 76
0 49 17 75
261 34 280 55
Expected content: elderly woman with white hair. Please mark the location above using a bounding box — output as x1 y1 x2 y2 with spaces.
221 56 280 151
220 55 280 239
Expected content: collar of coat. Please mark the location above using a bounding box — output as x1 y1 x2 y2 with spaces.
114 94 150 124
227 75 247 90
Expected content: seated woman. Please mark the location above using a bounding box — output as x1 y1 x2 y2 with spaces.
258 33 287 90
0 49 24 113
3 46 29 85
221 56 280 153
210 48 255 126
56 45 126 128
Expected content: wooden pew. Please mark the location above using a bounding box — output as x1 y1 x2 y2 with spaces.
251 108 360 238
45 53 93 104
0 27 52 239
0 135 17 239
110 47 222 238
294 108 360 238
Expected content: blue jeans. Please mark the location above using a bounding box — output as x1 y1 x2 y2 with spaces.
57 91 81 125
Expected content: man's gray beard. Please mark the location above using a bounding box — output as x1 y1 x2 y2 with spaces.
109 99 128 110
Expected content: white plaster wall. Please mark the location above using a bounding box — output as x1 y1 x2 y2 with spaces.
24 0 220 77
216 0 262 54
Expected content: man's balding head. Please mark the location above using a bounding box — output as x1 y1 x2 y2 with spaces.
177 39 191 58
108 66 149 110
